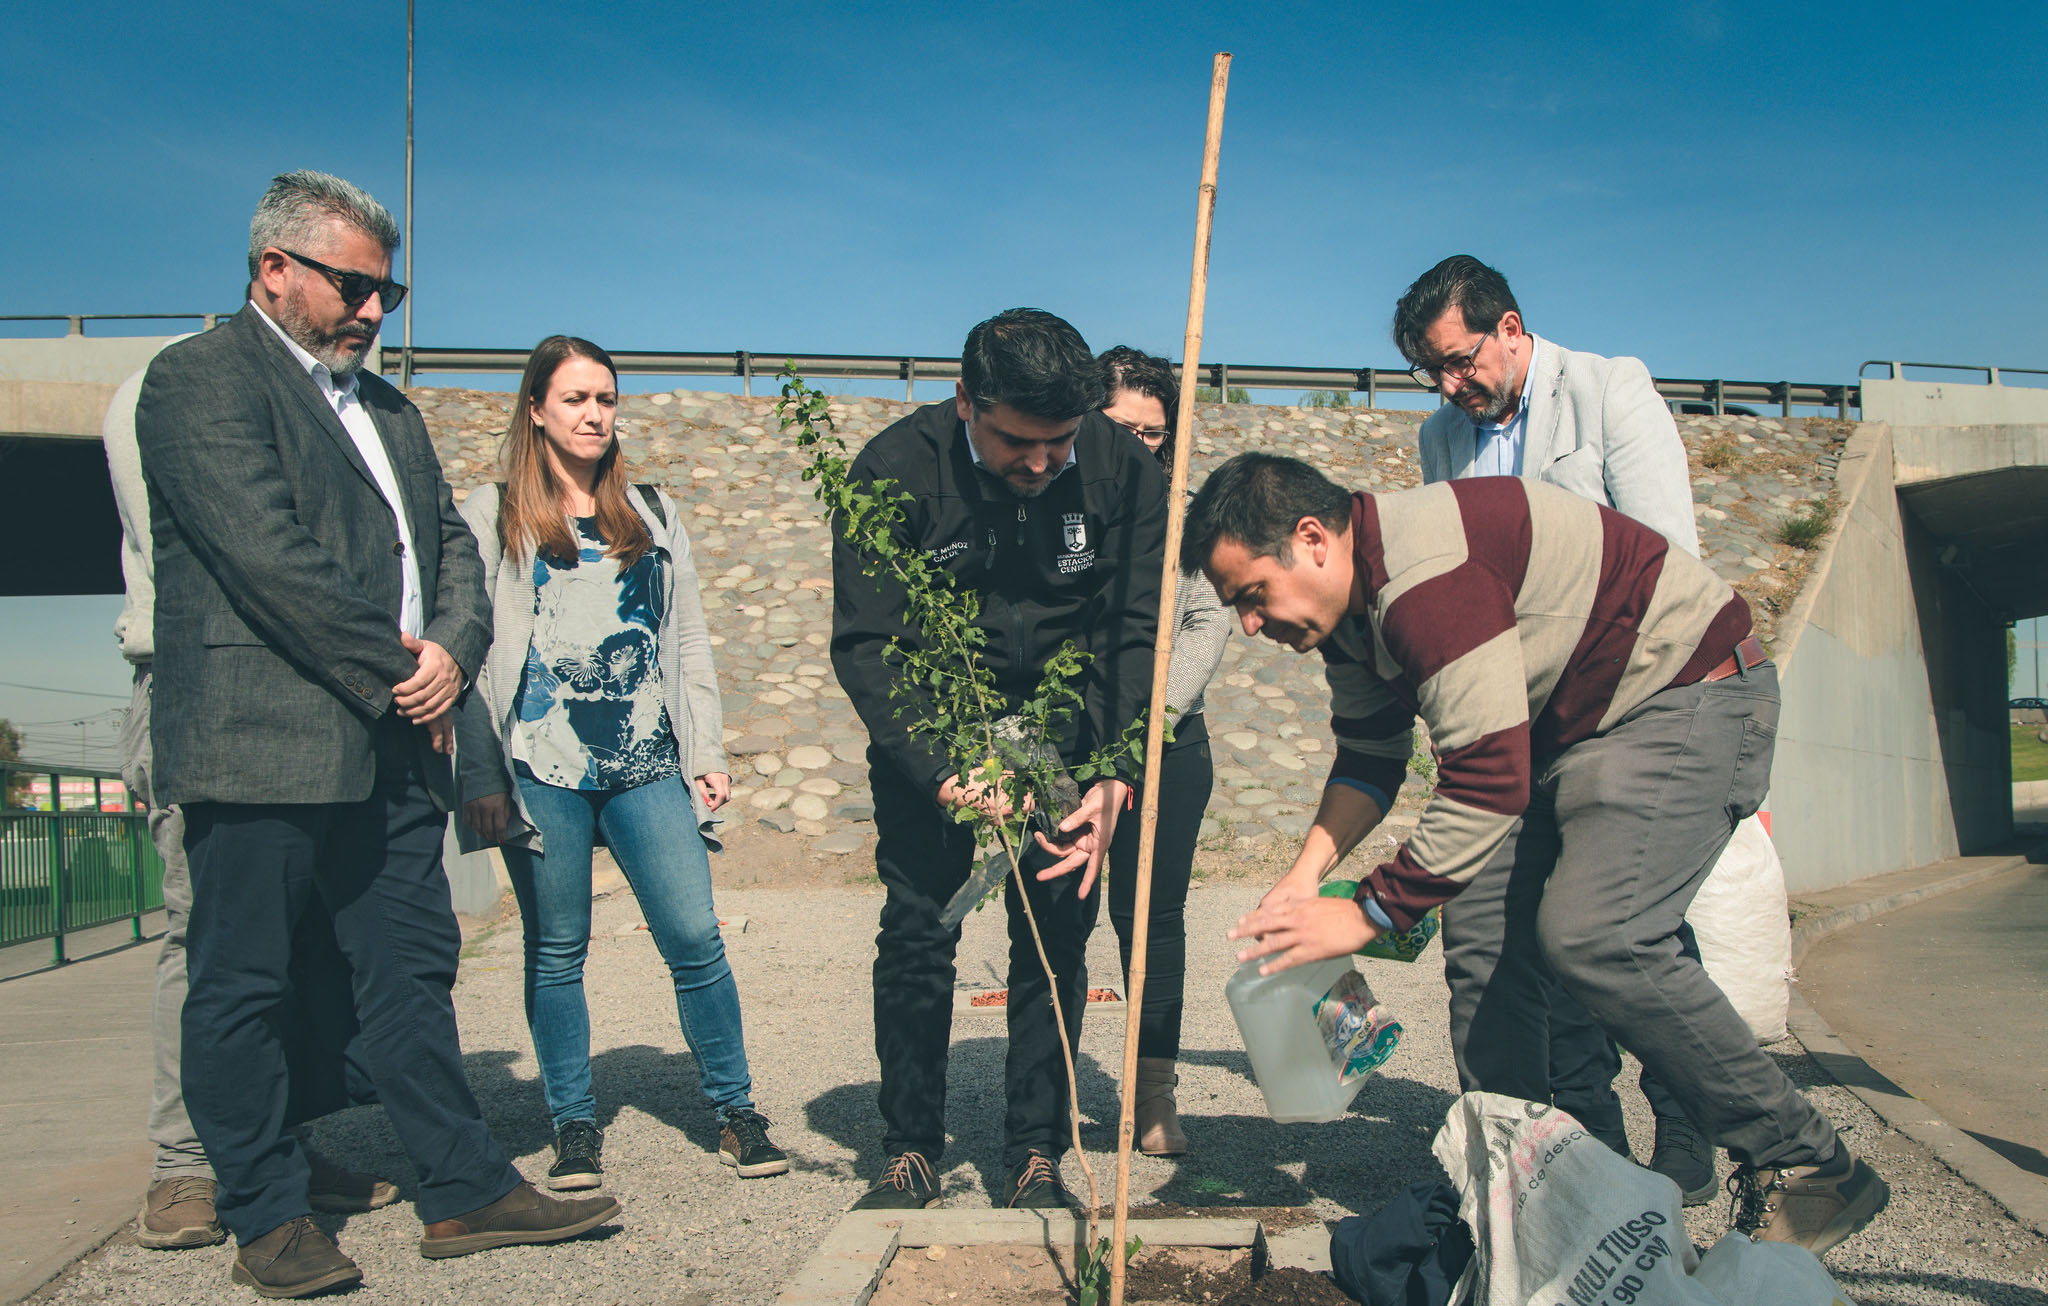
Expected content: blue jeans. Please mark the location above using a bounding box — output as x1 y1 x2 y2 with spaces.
503 774 755 1131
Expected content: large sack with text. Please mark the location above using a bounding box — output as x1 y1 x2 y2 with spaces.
1433 1092 1855 1305
1686 813 1792 1044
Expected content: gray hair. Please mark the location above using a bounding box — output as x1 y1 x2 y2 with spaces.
246 170 400 279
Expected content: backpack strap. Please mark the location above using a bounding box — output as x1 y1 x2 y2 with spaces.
633 483 672 534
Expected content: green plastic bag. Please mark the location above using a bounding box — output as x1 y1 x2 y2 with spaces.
1320 880 1441 963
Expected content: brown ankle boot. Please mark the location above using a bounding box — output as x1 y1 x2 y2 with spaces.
1134 1057 1188 1155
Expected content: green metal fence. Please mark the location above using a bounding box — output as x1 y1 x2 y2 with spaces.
1 786 164 965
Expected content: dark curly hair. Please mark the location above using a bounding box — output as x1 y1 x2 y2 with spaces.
1097 345 1181 467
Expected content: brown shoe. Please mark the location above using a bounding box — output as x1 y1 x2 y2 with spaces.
418 1181 621 1259
138 1176 226 1250
229 1217 362 1298
304 1147 401 1213
1729 1146 1890 1256
1134 1057 1189 1156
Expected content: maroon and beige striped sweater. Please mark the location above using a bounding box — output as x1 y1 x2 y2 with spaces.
1322 477 1753 931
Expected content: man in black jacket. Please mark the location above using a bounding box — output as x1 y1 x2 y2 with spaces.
832 308 1167 1209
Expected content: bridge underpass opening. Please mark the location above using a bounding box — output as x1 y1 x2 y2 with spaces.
0 437 122 597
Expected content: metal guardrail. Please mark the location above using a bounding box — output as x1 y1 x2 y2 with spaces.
372 347 1865 416
0 315 1864 416
0 313 234 334
0 762 162 964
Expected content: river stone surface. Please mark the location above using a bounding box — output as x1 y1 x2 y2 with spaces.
416 386 1850 856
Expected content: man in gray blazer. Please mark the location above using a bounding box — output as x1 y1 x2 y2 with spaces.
1394 254 1715 1205
1402 255 1697 553
138 170 617 1297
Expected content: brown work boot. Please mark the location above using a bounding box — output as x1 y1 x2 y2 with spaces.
137 1175 226 1249
305 1146 401 1213
1134 1057 1189 1156
418 1181 621 1259
229 1216 362 1298
1728 1145 1890 1256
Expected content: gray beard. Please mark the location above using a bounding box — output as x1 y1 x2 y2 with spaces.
277 286 377 376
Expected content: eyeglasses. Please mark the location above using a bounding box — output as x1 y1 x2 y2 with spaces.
1113 420 1171 445
279 249 408 313
1407 330 1493 391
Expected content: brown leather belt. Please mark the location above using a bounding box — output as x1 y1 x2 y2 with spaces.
1703 634 1766 683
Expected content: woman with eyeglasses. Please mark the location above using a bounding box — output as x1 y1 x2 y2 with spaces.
1095 346 1230 1155
455 336 787 1191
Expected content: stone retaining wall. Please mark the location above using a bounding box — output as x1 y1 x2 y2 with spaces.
415 386 1854 861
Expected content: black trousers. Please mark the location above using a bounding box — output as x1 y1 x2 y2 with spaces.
1106 716 1212 1061
868 749 1100 1168
182 718 522 1240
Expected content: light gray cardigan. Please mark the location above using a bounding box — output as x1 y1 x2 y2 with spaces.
454 482 730 853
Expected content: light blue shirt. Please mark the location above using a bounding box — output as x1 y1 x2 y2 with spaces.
1470 336 1543 478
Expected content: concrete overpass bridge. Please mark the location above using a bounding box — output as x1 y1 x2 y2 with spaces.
5 324 2043 893
1769 366 2048 888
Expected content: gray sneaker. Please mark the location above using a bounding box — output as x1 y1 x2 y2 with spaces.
137 1176 226 1250
1729 1146 1889 1255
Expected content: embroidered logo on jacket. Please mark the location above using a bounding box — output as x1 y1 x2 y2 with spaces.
1062 514 1087 552
1057 513 1096 575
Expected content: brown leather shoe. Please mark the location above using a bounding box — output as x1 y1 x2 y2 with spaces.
230 1217 362 1298
418 1182 620 1259
304 1147 401 1213
137 1175 226 1250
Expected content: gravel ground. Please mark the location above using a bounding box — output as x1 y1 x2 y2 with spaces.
36 879 2048 1305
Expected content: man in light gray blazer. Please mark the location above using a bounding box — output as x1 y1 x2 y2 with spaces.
1393 254 1716 1206
1402 255 1697 554
137 170 617 1297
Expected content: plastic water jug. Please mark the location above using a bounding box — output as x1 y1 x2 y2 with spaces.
1225 957 1402 1123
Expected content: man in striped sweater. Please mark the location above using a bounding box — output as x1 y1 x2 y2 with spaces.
1189 452 1886 1255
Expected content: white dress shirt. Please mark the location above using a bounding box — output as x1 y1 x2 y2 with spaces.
252 302 423 637
1472 336 1543 478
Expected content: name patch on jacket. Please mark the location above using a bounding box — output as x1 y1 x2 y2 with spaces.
929 539 970 564
1057 512 1097 574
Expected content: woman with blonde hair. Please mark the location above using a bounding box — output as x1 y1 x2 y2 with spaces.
457 336 785 1190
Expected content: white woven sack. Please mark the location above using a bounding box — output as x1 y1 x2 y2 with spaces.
1433 1092 1855 1306
1686 813 1792 1044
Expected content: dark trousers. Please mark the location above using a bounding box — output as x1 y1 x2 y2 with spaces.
1106 717 1212 1061
1439 665 1839 1170
868 749 1101 1167
181 719 522 1240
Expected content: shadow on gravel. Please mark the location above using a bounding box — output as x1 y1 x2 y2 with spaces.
803 1036 1022 1201
1832 1269 2048 1305
458 1043 730 1165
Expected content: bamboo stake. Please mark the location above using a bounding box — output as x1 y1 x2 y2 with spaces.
1110 50 1231 1306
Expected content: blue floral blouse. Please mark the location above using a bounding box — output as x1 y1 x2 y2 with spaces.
510 517 682 790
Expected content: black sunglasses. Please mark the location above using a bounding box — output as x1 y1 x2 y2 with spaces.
279 249 408 313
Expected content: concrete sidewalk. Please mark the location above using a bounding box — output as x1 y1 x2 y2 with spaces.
0 929 161 1305
1795 847 2048 1241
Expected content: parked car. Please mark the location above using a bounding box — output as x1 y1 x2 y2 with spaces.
2012 697 2048 711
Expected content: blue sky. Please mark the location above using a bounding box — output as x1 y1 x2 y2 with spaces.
3 0 2045 760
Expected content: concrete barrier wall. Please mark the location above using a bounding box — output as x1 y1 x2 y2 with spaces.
1863 375 2048 426
1771 422 2013 892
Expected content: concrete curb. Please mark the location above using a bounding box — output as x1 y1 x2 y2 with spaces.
1787 851 2034 965
1784 852 2048 1242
